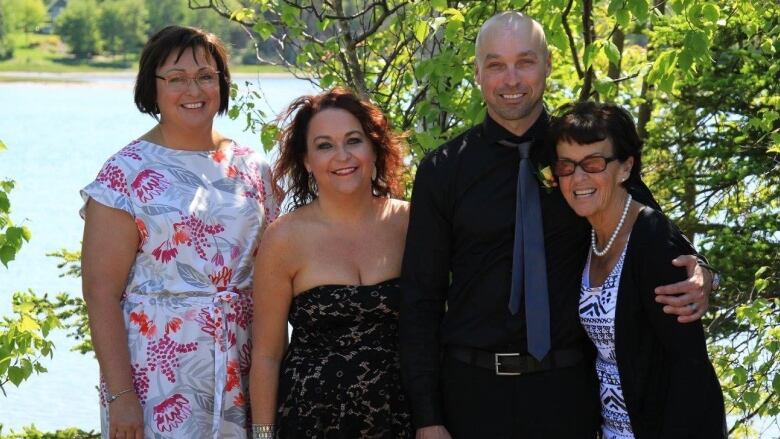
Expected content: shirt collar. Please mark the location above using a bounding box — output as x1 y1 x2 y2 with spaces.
481 110 549 147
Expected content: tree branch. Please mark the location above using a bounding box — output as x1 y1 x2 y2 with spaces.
561 0 584 79
579 0 595 101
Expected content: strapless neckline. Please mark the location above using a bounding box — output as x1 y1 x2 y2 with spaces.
293 277 400 300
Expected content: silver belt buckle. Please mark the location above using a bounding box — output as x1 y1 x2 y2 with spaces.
495 352 522 376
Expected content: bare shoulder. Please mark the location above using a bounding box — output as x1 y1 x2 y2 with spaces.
380 198 410 234
261 207 307 253
384 198 410 219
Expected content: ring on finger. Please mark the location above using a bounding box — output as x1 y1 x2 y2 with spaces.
688 303 699 312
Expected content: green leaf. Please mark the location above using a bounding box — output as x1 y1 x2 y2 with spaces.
583 43 599 69
20 358 33 380
669 0 684 14
0 140 6 152
761 38 777 55
230 8 255 22
7 365 24 386
605 41 621 67
615 9 631 29
773 374 780 395
743 391 760 408
317 18 332 32
261 124 280 153
700 4 720 22
320 73 336 89
0 357 9 377
733 366 748 385
607 0 624 16
684 31 710 60
0 191 9 212
0 244 16 267
443 8 464 22
6 226 23 247
628 0 649 23
414 21 430 44
431 0 448 11
253 21 275 40
678 50 693 72
19 315 40 333
755 266 770 278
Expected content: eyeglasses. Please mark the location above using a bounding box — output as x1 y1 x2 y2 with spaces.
553 155 618 177
155 70 221 91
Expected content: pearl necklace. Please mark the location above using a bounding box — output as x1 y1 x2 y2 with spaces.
591 194 632 257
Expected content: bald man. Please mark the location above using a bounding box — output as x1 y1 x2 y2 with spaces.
399 11 713 438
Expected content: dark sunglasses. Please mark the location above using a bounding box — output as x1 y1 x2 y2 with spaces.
553 155 618 177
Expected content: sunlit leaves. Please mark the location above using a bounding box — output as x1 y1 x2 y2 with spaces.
414 21 429 44
0 291 61 393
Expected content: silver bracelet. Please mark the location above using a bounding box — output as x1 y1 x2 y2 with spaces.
106 387 134 404
252 424 275 439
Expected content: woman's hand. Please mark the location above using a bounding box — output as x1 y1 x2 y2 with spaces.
108 393 144 439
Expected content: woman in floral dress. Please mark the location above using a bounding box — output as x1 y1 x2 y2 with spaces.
80 26 279 438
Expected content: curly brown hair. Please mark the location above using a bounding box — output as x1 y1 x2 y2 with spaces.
273 87 407 211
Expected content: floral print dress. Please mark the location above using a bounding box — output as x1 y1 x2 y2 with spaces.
80 139 280 439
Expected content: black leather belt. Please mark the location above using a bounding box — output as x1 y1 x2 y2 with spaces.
446 345 585 376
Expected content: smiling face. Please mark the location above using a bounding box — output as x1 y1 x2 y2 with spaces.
556 138 633 222
304 108 376 198
475 19 551 134
155 46 221 132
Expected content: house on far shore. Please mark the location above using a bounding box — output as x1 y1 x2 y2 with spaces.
42 0 68 34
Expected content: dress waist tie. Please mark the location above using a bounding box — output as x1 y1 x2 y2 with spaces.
124 288 251 439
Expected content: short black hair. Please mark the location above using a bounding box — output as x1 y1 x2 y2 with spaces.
134 25 231 119
548 101 643 186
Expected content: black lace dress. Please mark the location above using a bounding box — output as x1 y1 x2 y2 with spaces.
276 278 413 438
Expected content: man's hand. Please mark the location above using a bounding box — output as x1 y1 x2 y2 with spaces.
416 425 453 439
654 255 711 323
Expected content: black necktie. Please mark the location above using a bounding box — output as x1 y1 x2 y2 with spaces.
499 139 551 361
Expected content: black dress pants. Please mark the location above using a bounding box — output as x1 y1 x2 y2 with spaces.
440 354 601 439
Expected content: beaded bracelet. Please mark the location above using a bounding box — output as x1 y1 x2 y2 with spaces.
106 387 134 404
252 424 275 439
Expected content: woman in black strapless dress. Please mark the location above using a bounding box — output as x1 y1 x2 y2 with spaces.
248 88 412 438
276 281 409 438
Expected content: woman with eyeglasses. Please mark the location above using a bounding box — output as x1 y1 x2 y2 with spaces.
80 26 279 438
547 101 725 438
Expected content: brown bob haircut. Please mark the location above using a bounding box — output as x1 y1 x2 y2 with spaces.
273 87 407 211
134 25 231 119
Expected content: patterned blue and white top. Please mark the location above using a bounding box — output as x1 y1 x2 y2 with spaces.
579 241 635 439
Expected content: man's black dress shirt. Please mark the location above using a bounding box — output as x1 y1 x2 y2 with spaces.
399 111 660 428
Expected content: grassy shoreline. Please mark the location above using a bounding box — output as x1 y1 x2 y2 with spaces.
0 33 289 78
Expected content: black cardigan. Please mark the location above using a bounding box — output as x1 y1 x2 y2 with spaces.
613 207 727 438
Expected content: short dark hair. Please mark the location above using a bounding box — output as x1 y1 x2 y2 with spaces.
134 26 231 119
548 101 643 186
273 87 407 210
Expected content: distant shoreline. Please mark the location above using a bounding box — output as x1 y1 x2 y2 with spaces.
0 70 297 84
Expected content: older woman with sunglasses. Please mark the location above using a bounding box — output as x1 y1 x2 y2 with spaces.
80 26 279 438
549 101 726 439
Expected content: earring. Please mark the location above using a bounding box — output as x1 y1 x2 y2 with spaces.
308 171 318 193
371 163 378 182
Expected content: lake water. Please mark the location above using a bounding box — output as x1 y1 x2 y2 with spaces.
0 73 316 432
